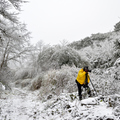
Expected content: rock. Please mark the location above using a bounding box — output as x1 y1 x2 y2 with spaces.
81 97 98 105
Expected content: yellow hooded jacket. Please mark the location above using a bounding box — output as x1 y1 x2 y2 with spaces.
76 68 90 85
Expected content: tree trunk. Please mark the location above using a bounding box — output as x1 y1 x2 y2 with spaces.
0 40 10 69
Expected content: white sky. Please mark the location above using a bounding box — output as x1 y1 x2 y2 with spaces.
19 0 120 45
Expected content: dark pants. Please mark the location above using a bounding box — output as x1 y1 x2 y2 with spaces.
75 80 82 97
75 80 91 97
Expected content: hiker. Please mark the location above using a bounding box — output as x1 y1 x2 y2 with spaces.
75 66 91 100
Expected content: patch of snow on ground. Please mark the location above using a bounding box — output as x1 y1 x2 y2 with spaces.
0 88 119 120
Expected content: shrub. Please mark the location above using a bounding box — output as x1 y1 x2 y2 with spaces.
0 67 14 90
15 78 31 89
37 46 89 71
15 68 36 80
114 21 120 32
39 66 79 96
113 39 120 61
68 37 92 49
92 67 120 96
91 33 108 41
80 37 93 48
21 79 31 88
30 74 44 91
114 39 120 49
50 47 82 68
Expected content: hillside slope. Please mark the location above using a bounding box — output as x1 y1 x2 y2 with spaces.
69 31 120 69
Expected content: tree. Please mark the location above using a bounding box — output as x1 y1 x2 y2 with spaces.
0 0 27 27
0 0 30 69
0 23 31 69
60 39 69 47
37 45 55 71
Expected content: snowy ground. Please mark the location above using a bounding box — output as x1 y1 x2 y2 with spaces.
0 86 120 120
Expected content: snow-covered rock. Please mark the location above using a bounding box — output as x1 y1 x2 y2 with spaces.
81 97 98 105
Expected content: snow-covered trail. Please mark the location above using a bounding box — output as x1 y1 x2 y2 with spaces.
0 87 44 120
0 86 119 120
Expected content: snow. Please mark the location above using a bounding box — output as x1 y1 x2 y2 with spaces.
114 58 120 66
92 102 113 117
0 82 5 91
1 2 120 120
0 88 119 120
1 65 120 120
81 97 98 105
0 88 43 120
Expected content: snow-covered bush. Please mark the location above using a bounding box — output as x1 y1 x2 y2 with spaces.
90 67 120 96
91 33 108 41
68 33 108 50
21 79 31 88
114 58 120 67
91 57 113 69
113 66 120 81
114 21 120 32
114 106 120 116
15 72 44 90
30 73 44 91
79 38 115 69
15 68 36 80
50 47 85 68
15 78 31 89
113 39 120 60
114 39 120 49
113 49 120 60
38 66 79 98
37 46 87 70
68 37 92 49
0 67 14 90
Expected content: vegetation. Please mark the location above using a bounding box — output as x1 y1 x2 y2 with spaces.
91 33 108 41
68 37 92 50
114 21 120 32
0 1 120 98
0 0 31 89
68 33 108 50
113 39 120 59
50 47 83 68
0 0 30 70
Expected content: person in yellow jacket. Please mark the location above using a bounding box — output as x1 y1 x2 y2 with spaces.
76 66 91 100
